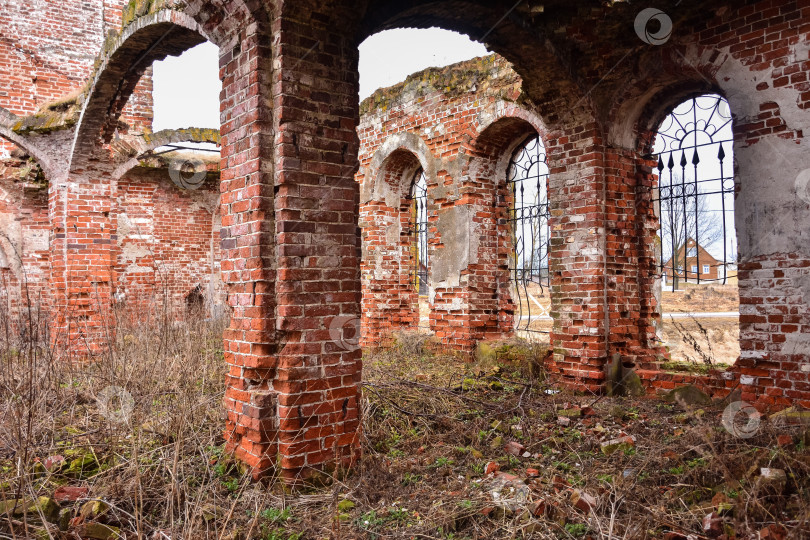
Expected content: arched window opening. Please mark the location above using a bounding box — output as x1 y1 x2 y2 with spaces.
152 42 220 132
654 95 736 290
150 41 220 159
408 168 430 329
653 94 738 367
507 135 551 337
114 40 224 319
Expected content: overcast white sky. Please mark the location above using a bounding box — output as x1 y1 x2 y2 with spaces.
151 28 488 132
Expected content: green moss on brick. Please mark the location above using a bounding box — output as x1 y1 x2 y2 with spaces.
360 54 525 116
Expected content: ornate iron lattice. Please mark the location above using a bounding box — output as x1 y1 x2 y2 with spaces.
409 169 429 297
507 135 551 335
652 95 735 292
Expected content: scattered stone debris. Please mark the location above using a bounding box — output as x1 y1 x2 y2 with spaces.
600 435 636 455
665 385 712 407
485 472 530 513
54 486 89 504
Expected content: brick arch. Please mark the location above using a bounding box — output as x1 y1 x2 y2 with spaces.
607 56 726 152
360 142 435 347
177 0 268 47
453 112 551 346
360 132 436 205
0 130 53 180
467 105 548 184
0 108 55 179
357 2 586 125
69 10 210 171
112 128 221 179
605 28 810 407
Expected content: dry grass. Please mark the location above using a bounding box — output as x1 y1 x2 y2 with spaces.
661 316 740 368
1 303 808 539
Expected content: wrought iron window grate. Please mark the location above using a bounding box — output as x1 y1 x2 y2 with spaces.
409 169 429 298
652 95 736 292
507 135 551 334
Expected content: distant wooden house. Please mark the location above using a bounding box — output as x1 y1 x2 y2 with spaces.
662 238 723 283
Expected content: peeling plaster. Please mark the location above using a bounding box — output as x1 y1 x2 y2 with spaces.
432 205 475 287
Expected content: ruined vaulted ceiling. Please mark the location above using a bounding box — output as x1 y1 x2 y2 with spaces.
358 0 755 124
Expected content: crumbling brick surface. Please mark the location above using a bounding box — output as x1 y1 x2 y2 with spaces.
0 0 153 155
0 163 222 340
357 55 525 351
0 0 808 483
115 167 222 318
0 155 50 324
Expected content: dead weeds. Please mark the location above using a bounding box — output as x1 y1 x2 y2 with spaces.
0 312 808 539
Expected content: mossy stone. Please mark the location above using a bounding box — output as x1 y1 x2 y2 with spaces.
665 385 712 407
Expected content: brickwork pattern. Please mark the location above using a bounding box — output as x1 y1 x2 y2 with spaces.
358 56 524 351
0 0 808 484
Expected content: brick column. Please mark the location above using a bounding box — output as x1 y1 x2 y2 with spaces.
603 146 668 368
219 24 279 477
271 9 362 483
544 121 609 391
223 7 362 482
430 120 528 350
428 168 477 350
48 167 117 356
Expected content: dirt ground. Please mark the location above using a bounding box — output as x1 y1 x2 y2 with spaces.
4 325 808 539
660 316 740 368
512 283 741 367
513 283 739 316
660 283 740 313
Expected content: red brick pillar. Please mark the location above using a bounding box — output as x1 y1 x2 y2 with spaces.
48 168 117 356
603 146 668 368
219 24 279 477
544 121 609 391
432 119 531 349
272 11 362 482
543 124 669 390
222 7 362 481
428 168 476 350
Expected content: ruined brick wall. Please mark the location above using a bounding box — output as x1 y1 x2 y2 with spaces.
357 55 537 350
0 162 222 333
0 0 807 483
611 0 810 409
0 0 155 324
0 155 50 330
703 0 810 409
115 165 223 319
